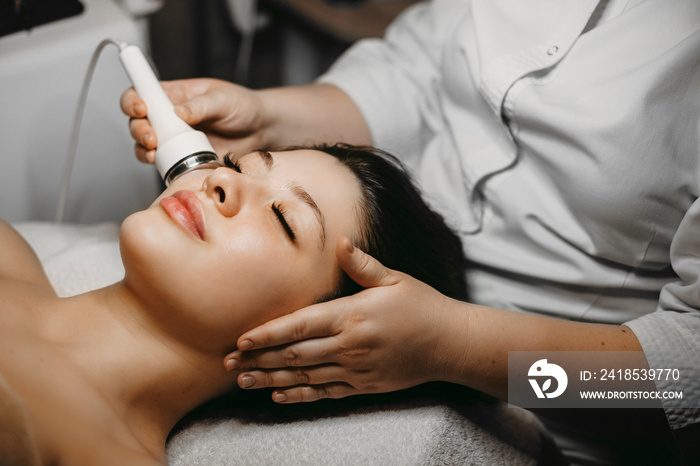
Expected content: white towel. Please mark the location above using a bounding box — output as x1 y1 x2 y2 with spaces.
14 222 123 297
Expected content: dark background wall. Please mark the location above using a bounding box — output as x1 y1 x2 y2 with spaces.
147 0 417 88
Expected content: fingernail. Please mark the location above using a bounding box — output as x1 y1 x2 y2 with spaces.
240 375 255 388
274 392 288 403
143 133 152 146
225 358 240 371
239 340 253 351
174 104 188 118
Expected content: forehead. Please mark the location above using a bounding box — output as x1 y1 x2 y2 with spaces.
268 149 362 247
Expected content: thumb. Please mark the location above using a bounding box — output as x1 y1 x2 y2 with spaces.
174 95 210 127
335 236 398 289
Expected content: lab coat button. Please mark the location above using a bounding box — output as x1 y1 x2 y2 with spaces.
547 46 559 56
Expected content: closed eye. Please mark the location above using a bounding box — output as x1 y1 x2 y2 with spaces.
272 202 296 242
223 153 242 173
223 151 297 244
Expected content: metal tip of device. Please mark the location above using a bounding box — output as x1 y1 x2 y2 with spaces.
163 152 221 186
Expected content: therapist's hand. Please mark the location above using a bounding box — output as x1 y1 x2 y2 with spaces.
120 78 267 163
224 237 467 403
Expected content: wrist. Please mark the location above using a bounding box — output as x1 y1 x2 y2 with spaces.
256 83 371 149
252 88 280 149
430 300 513 400
428 297 474 385
255 85 320 149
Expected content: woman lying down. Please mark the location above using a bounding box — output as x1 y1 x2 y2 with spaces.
0 144 467 465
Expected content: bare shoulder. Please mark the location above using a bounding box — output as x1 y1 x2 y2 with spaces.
1 360 166 466
0 220 55 295
0 370 41 466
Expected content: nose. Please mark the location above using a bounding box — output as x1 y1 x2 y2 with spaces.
203 167 245 217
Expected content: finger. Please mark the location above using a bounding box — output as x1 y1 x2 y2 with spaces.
120 88 146 117
173 92 222 127
226 336 340 371
237 364 345 390
173 102 199 127
160 78 214 104
272 383 358 403
134 143 156 165
236 302 346 351
129 117 157 150
174 87 243 129
335 236 398 288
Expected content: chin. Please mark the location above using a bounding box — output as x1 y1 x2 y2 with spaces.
121 207 217 299
120 209 179 283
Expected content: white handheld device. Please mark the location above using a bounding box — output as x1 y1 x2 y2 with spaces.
118 43 220 185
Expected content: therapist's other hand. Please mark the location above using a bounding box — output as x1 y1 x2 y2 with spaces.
120 78 266 163
224 236 463 403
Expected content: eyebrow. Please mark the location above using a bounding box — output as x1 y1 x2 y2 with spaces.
257 150 274 170
258 151 327 250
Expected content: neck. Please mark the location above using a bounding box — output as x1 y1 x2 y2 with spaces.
43 282 238 453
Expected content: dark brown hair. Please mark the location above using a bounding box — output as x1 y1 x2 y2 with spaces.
308 143 469 301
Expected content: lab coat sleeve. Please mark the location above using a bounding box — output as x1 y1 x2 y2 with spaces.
624 197 700 431
318 0 458 166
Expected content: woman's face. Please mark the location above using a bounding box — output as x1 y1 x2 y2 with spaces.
120 149 362 350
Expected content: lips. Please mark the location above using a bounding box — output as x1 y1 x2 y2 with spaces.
160 190 206 240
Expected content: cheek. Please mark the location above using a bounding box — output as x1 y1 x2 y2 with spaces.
205 230 317 309
120 211 337 338
200 238 337 332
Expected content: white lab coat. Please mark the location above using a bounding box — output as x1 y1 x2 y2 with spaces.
320 0 700 460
